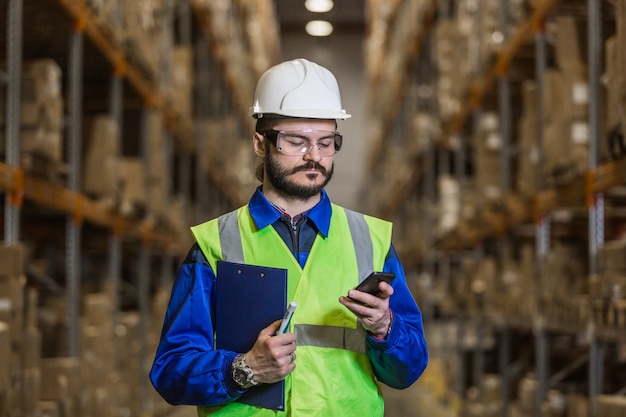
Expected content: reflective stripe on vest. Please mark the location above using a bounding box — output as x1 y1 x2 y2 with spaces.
217 210 243 263
295 323 365 354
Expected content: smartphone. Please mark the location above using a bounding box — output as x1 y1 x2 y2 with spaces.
275 301 297 335
352 271 396 296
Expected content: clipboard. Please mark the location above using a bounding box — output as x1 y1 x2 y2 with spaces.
215 260 288 411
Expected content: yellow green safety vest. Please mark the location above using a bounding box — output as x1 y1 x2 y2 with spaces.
191 203 392 416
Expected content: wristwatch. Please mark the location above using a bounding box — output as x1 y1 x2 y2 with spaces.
231 354 259 389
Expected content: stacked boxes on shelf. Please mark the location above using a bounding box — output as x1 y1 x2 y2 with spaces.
540 241 589 325
429 0 528 123
0 60 64 180
144 111 170 223
21 288 42 417
86 0 195 123
200 116 258 205
472 112 503 202
516 80 539 197
82 116 121 210
463 374 503 417
79 291 117 416
34 286 171 416
85 0 125 47
82 111 180 232
596 395 626 416
171 46 194 120
193 0 275 117
123 0 168 84
604 1 626 161
365 0 434 163
593 240 626 329
0 244 29 416
542 16 590 184
39 357 81 416
433 19 465 123
443 236 593 328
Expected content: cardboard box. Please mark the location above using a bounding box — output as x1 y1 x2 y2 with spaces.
0 243 25 277
120 157 146 209
553 16 587 79
596 395 626 416
19 126 63 161
24 287 38 330
83 116 120 198
82 324 114 366
542 69 566 123
82 292 113 327
172 46 194 117
0 275 25 347
40 357 81 400
21 326 42 370
37 401 61 417
599 240 626 270
20 367 41 414
0 60 62 126
0 322 10 393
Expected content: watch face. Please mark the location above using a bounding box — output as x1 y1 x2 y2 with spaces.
232 356 256 388
233 368 248 385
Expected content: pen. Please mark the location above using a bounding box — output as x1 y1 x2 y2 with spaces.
276 301 297 335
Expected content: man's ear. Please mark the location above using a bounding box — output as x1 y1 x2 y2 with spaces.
253 132 266 157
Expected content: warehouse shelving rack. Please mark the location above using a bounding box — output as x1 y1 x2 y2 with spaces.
374 0 563 219
364 0 626 416
1 0 275 413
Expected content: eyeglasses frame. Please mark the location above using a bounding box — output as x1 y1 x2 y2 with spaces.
260 129 343 156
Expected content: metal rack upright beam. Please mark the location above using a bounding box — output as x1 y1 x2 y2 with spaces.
497 1 513 413
138 243 152 412
65 23 84 358
108 22 124 368
176 0 193 245
498 1 512 196
138 106 153 413
587 0 604 415
533 14 550 416
4 0 23 244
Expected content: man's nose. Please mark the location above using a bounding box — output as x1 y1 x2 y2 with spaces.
303 144 323 161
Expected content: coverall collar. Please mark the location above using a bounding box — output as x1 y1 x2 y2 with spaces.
248 186 332 238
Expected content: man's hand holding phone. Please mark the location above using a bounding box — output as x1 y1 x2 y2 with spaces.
339 272 395 339
350 272 395 298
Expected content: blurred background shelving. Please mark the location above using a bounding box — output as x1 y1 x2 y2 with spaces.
1 0 626 416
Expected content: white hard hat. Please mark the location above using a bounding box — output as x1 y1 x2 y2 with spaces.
249 58 351 120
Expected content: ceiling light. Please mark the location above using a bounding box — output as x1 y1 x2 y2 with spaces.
305 20 333 37
305 0 334 13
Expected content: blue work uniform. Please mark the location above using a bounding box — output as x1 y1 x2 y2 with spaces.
149 187 428 407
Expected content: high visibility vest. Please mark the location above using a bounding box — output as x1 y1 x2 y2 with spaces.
191 203 392 416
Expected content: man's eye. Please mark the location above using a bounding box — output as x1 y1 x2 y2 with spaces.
285 138 306 147
318 141 333 149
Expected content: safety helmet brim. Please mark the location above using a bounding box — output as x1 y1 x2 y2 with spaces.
250 109 351 120
249 59 351 120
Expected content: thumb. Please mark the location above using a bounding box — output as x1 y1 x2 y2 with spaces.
262 319 282 336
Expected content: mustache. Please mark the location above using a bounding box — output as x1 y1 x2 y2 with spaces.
291 162 327 175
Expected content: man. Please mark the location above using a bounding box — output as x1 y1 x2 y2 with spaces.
150 58 428 416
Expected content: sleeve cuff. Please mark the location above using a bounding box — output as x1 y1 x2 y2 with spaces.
369 310 394 342
222 351 246 396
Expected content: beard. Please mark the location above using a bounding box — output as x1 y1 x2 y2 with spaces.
264 152 334 198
